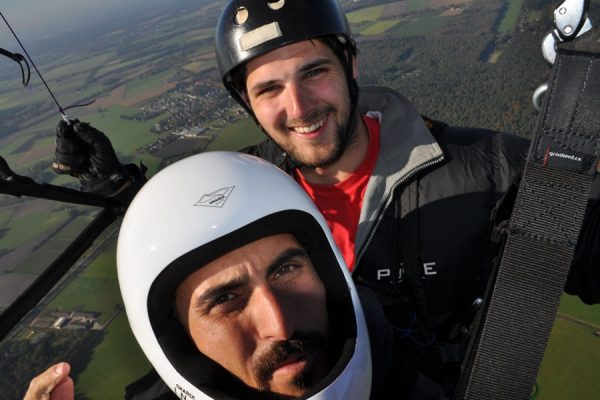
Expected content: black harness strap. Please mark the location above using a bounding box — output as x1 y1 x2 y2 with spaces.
0 179 122 209
454 47 600 399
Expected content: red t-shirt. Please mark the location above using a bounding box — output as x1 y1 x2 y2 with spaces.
296 115 380 271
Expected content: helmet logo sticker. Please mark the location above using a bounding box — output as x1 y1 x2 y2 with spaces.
194 186 235 208
240 22 282 52
267 0 285 11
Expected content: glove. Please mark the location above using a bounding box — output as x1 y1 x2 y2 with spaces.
52 119 135 197
52 120 86 176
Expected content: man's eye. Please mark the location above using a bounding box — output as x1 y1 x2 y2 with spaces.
257 85 278 97
306 68 325 78
272 263 299 280
214 293 235 305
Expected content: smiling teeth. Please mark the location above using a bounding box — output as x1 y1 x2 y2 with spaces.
292 118 325 133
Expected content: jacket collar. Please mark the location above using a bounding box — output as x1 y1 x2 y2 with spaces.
354 86 444 253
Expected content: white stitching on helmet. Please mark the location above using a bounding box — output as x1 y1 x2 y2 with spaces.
239 22 282 52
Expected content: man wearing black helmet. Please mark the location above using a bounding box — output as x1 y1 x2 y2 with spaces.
50 0 600 396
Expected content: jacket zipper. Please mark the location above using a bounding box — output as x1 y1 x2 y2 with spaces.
355 155 445 267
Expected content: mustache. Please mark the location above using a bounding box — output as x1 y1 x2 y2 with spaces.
252 331 327 390
284 107 333 128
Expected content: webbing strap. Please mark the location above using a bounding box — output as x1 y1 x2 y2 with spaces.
455 48 600 399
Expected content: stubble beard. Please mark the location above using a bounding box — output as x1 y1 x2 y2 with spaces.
275 100 359 170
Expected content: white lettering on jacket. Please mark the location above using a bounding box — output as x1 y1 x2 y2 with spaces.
375 262 437 281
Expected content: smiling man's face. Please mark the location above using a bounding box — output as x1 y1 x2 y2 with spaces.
245 39 357 170
175 233 330 397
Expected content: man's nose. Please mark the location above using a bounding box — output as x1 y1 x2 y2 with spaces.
252 285 294 341
284 83 310 120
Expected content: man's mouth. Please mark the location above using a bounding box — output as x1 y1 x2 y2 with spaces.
289 115 327 134
272 352 310 377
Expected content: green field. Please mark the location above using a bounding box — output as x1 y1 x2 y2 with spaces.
35 238 152 398
0 206 70 250
499 0 526 33
48 248 121 323
75 312 151 398
558 294 600 326
408 0 426 12
361 19 404 35
95 58 140 77
537 315 600 399
125 68 177 99
17 212 97 275
394 14 452 37
84 105 168 156
206 117 265 152
347 5 384 24
46 52 117 81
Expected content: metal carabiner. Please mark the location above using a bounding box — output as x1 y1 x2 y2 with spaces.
533 0 593 111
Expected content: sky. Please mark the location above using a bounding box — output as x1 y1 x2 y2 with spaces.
0 0 154 43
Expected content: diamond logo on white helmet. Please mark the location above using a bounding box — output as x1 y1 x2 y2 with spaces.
194 186 235 208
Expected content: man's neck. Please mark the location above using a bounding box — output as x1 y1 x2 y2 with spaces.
299 116 369 185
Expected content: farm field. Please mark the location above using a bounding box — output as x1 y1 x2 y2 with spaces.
499 0 527 33
75 313 151 398
347 0 467 37
537 297 600 399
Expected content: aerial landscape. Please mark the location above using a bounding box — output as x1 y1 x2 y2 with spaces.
0 0 599 398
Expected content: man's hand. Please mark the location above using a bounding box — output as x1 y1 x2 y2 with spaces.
52 119 133 197
24 362 74 400
52 120 86 176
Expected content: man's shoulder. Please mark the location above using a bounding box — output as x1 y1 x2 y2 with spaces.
425 116 530 166
428 116 529 149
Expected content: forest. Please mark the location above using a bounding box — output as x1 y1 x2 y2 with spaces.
357 0 563 138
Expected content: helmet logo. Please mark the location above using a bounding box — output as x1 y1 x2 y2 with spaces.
267 0 285 11
194 186 235 208
240 22 282 52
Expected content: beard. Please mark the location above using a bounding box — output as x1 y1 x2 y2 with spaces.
274 100 359 170
251 331 328 393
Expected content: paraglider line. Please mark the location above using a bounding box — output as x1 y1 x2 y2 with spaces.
0 11 68 120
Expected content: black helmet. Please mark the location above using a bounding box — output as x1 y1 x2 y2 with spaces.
215 0 355 108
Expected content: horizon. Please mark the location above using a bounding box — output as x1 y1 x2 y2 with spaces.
0 0 174 44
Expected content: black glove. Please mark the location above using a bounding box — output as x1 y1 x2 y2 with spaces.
52 119 141 198
52 120 86 176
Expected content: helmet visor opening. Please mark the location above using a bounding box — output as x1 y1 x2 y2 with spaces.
147 209 358 399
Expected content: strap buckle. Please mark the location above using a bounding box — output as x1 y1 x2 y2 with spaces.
533 0 593 111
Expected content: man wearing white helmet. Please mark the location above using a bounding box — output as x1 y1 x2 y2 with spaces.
25 152 448 400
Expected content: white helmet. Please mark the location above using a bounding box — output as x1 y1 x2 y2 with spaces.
117 152 372 399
